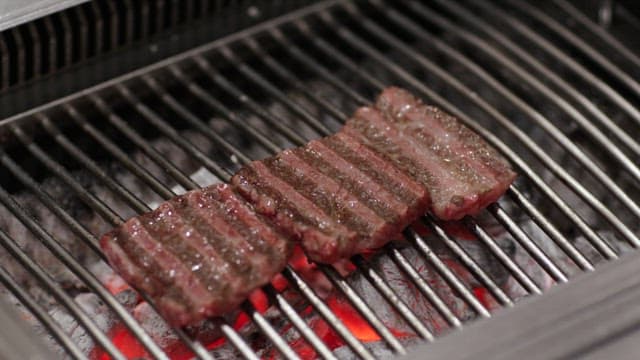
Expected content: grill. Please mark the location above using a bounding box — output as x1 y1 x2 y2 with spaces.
0 0 638 359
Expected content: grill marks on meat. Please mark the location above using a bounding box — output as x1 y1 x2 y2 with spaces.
346 106 477 220
323 132 429 213
232 162 355 263
100 184 293 326
375 87 516 219
101 87 516 326
235 88 515 261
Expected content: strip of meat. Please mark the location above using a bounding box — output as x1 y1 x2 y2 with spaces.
300 139 418 246
344 106 482 220
102 87 517 327
375 87 516 219
231 162 356 263
274 148 408 262
100 184 292 327
324 132 429 214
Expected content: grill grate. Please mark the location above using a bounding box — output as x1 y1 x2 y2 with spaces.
0 0 638 359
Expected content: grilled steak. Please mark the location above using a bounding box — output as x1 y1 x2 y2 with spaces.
100 87 516 325
374 87 517 219
231 139 427 263
100 184 293 327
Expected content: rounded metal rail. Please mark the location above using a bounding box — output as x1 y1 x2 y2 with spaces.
0 0 637 359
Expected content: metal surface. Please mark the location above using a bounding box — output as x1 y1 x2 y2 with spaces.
0 0 637 359
405 252 640 360
0 0 86 32
0 296 52 360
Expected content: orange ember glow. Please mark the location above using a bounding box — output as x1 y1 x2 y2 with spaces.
326 296 380 342
96 244 440 359
473 287 500 311
94 324 146 360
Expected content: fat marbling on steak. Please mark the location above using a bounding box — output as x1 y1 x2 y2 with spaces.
100 87 516 325
374 87 517 220
232 87 515 262
100 184 293 327
231 137 430 263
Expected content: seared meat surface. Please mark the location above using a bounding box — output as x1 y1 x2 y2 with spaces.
100 184 293 326
375 87 517 220
100 87 516 326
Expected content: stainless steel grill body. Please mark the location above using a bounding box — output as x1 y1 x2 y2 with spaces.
0 0 638 359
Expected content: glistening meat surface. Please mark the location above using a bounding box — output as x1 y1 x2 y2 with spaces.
100 184 293 327
375 87 517 220
100 87 516 326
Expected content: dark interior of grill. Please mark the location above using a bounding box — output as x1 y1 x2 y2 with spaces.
0 0 638 359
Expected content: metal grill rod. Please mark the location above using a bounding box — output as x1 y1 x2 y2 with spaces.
162 59 420 354
315 5 622 260
207 42 505 314
464 217 542 294
424 0 640 179
506 0 640 98
0 132 106 254
11 125 123 227
506 187 593 271
266 25 502 315
0 194 126 360
351 255 435 341
319 265 407 353
35 107 240 360
353 1 640 246
114 84 231 182
282 266 375 360
474 0 640 127
220 46 333 136
40 115 150 215
193 56 308 146
243 36 350 121
402 227 491 317
170 47 490 340
264 283 338 360
552 0 640 69
68 82 372 357
141 75 252 165
5 127 172 360
435 0 640 158
241 301 301 360
270 27 371 104
488 203 568 284
310 8 586 296
284 16 598 270
421 217 514 306
167 65 283 154
90 94 200 191
63 103 176 200
384 244 463 328
0 265 86 359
